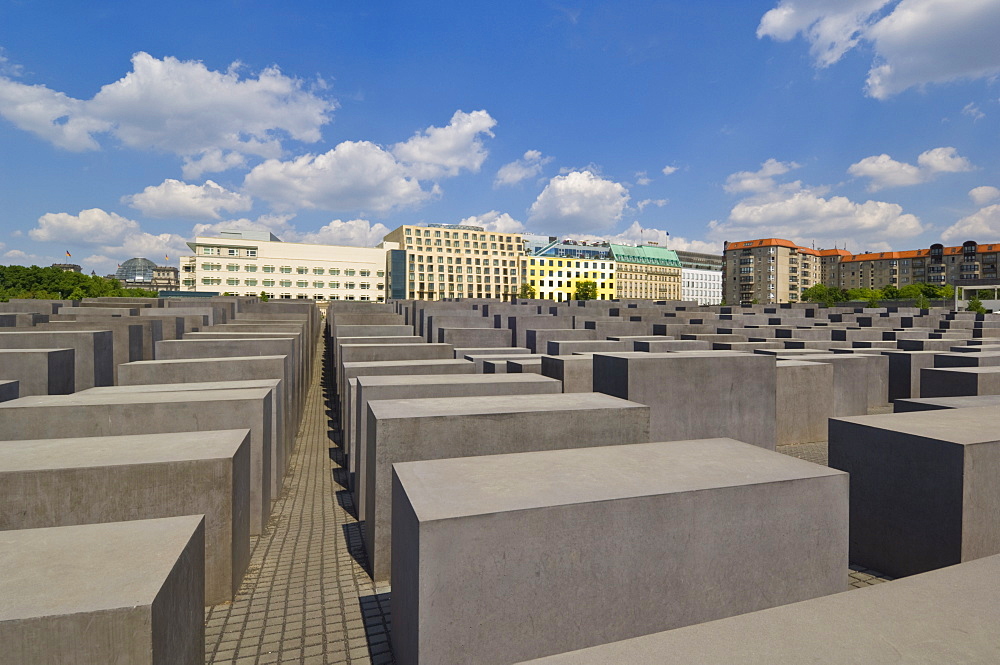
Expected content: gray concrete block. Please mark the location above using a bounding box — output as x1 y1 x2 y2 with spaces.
392 439 848 665
43 318 154 367
463 353 537 372
776 360 832 445
541 354 594 392
453 346 530 359
525 328 598 353
0 430 250 604
518 554 1000 664
633 339 711 352
893 395 1000 412
0 380 17 402
0 330 113 390
351 374 563 520
594 352 777 449
881 350 940 402
776 354 882 415
934 351 1000 368
365 392 650 581
437 327 512 348
0 516 204 665
920 366 1000 398
507 358 543 373
0 388 273 535
0 348 74 396
546 339 627 355
829 407 1000 577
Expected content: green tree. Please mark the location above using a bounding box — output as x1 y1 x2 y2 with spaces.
866 290 882 308
937 283 955 300
259 291 270 302
967 295 987 314
881 284 900 300
914 293 931 310
517 282 536 299
801 283 847 307
573 280 598 300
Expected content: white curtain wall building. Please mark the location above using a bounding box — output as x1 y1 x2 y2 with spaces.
182 231 393 301
682 267 723 305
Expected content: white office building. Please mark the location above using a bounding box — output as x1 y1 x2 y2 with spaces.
681 267 723 305
182 231 394 301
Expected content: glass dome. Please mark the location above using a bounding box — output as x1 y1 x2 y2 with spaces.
116 257 157 283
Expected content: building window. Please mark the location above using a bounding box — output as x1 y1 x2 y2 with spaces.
297 267 308 274
245 279 258 286
263 279 275 287
330 268 340 275
246 249 257 257
377 270 385 277
202 247 217 255
280 266 292 273
228 248 238 256
262 266 275 273
280 280 292 287
227 264 239 271
227 278 239 286
345 282 356 289
245 265 257 272
360 269 371 277
345 269 356 276
313 281 324 288
360 282 370 289
313 268 325 275
329 281 340 288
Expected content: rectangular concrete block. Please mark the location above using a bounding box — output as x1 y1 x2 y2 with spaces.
365 392 650 581
517 554 1000 664
0 516 205 665
633 339 711 352
893 394 1000 412
392 439 848 665
0 348 75 396
0 388 273 536
881 350 941 401
525 328 598 354
437 327 512 348
776 360 833 445
774 354 875 416
920 366 1000 398
546 339 627 355
0 380 17 402
0 430 250 605
829 406 1000 577
0 330 113 389
594 352 777 449
541 354 594 392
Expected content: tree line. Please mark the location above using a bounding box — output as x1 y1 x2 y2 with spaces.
0 265 158 301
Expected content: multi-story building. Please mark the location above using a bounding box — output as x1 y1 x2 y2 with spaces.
609 244 682 300
723 238 1000 303
382 224 523 301
113 258 180 291
676 250 723 305
181 231 391 301
520 255 616 301
521 234 612 260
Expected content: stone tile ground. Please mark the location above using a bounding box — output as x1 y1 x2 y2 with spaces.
204 340 891 662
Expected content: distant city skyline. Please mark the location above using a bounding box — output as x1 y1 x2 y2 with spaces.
1 0 1000 274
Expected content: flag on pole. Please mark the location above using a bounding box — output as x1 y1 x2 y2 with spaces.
65 250 71 258
164 254 169 261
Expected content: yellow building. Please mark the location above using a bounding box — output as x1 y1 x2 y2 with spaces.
521 256 616 301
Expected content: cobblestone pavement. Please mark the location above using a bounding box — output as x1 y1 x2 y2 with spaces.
205 343 393 665
205 341 893 663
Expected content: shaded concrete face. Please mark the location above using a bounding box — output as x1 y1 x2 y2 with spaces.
0 330 113 389
776 361 833 445
519 554 1000 664
0 388 273 536
593 353 777 449
775 354 871 417
351 374 563 521
0 516 205 665
542 355 594 393
0 430 250 605
43 319 155 366
0 380 17 402
893 395 1000 412
525 328 598 354
365 392 650 581
829 407 1000 577
546 339 627 355
920 366 1000 398
437 327 512 348
391 439 848 665
881 350 940 401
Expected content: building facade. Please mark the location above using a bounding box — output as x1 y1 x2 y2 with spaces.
382 224 523 301
520 255 616 301
181 231 390 301
723 237 1000 303
676 250 723 305
609 244 682 301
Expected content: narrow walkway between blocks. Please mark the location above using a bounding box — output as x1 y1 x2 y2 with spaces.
205 340 394 665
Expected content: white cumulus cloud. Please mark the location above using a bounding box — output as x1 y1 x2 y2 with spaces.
495 150 551 188
294 219 392 247
637 199 668 211
0 52 334 173
662 165 679 176
942 204 1000 243
758 0 1000 99
724 159 801 194
969 186 1000 205
527 170 630 234
392 110 496 180
124 179 252 220
30 208 139 243
458 211 526 233
848 146 974 191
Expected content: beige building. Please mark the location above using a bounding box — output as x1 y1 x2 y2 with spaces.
609 244 682 301
382 224 523 300
723 238 844 304
181 231 391 301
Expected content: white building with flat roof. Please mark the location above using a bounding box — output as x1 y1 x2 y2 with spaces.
182 231 394 302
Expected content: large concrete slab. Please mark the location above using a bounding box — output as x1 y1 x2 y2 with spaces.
881 350 940 402
0 430 250 604
829 407 1000 577
776 360 832 445
894 394 1000 412
0 388 273 535
392 439 848 665
518 554 1000 664
0 348 74 396
351 374 563 520
0 380 16 402
594 352 777 449
0 516 204 665
365 392 650 581
920 366 1000 398
0 330 113 389
541 354 594 392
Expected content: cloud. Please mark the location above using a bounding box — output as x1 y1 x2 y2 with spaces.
495 150 552 187
970 186 1000 205
0 52 334 172
848 146 974 191
724 159 801 194
29 208 139 243
634 171 652 186
0 49 24 78
941 204 1000 243
661 165 679 176
182 150 248 180
758 0 1000 98
294 219 391 247
527 170 630 234
549 222 722 255
458 211 526 234
243 140 434 214
963 102 986 121
392 110 496 180
637 199 668 211
124 179 252 220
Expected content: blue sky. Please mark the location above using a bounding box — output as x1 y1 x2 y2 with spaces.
2 0 1000 273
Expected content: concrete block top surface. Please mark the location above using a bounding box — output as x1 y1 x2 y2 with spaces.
342 359 471 369
124 354 287 366
834 406 1000 445
394 438 845 522
0 386 271 408
357 374 559 388
83 379 279 394
898 395 1000 410
0 515 203 619
0 429 249 471
369 391 645 420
